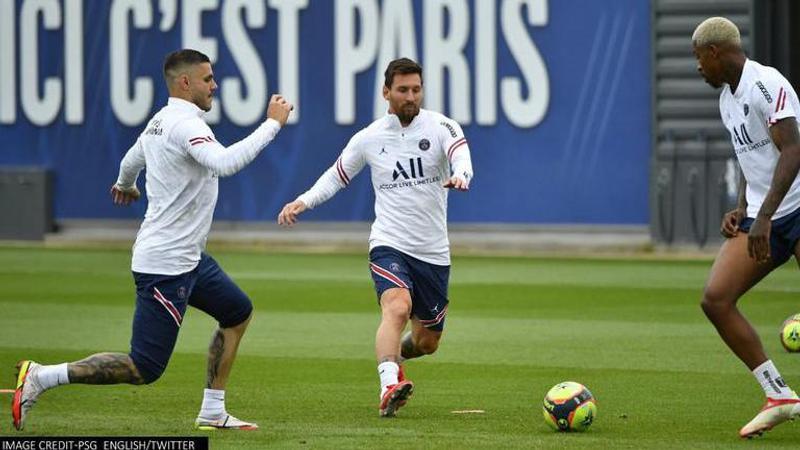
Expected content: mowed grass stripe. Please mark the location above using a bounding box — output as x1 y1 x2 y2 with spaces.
0 350 795 449
1 300 797 376
2 246 800 292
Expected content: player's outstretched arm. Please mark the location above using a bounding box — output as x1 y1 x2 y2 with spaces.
185 94 293 177
277 199 308 227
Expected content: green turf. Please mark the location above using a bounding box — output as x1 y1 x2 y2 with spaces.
0 245 799 448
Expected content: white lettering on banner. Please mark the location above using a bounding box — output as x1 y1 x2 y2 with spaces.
0 0 15 123
1 0 550 129
159 0 178 30
21 0 62 126
110 0 153 126
65 0 84 124
221 0 267 126
424 0 471 123
371 0 417 119
183 0 220 124
501 0 549 127
336 0 549 127
270 0 307 124
335 0 379 124
475 0 496 125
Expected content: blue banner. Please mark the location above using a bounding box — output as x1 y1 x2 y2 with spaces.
0 0 651 224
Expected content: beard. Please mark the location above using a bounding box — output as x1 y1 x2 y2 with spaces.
195 92 213 112
395 103 419 124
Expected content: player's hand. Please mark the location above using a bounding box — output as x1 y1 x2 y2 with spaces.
720 207 745 238
747 215 771 264
266 94 293 126
443 175 469 191
278 199 307 227
110 184 140 206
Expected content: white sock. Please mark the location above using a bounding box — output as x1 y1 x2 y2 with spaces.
199 388 226 419
37 363 70 390
378 361 399 395
753 360 795 399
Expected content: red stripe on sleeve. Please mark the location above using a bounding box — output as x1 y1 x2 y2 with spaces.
775 88 785 113
336 158 350 185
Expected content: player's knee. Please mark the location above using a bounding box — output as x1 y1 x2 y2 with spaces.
223 310 253 334
381 293 411 320
415 335 440 355
128 355 163 385
218 300 253 330
701 285 732 317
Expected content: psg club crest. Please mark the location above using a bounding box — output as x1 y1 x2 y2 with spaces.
177 286 187 299
418 139 430 151
390 262 401 272
743 104 749 116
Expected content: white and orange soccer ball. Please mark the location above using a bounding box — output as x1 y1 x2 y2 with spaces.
780 314 800 352
542 381 597 432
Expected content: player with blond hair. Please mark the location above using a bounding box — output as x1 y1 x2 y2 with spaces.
693 16 800 438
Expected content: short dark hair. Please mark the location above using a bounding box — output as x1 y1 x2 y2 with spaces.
384 58 423 88
163 49 210 81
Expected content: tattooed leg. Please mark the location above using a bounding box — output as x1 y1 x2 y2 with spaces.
400 331 424 360
67 352 145 385
206 314 251 390
401 320 442 360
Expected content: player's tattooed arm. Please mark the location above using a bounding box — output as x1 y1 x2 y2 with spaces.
68 353 145 385
760 117 800 218
206 329 225 388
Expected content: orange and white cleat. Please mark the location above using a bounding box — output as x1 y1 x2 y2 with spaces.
739 396 800 438
379 380 414 418
12 360 44 431
195 414 259 430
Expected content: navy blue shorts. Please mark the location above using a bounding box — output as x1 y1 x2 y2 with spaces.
741 206 800 266
129 253 253 383
368 246 450 332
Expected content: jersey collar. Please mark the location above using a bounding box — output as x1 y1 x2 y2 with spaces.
731 59 754 100
384 109 425 130
167 97 205 117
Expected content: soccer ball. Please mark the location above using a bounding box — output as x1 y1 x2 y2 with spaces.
542 381 597 432
780 314 800 352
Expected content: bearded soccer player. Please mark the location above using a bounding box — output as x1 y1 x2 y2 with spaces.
278 58 473 417
693 17 800 438
12 49 292 431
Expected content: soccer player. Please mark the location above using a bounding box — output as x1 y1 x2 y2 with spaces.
12 49 293 431
277 58 473 417
693 17 800 438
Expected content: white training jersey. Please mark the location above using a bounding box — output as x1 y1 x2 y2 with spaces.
115 97 281 275
298 109 473 265
720 59 800 219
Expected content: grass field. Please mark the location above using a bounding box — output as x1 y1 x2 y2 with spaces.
1 245 799 448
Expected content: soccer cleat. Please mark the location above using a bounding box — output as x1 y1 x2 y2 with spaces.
12 360 44 431
379 380 414 418
195 414 259 430
739 396 800 438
